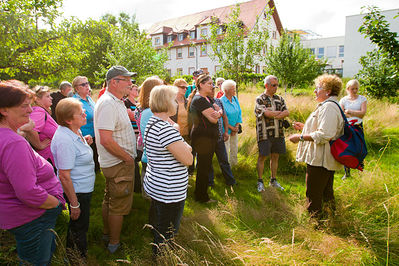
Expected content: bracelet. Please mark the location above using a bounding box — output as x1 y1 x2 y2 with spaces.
70 202 80 209
299 135 304 142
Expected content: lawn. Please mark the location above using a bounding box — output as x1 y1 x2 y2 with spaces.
1 86 398 265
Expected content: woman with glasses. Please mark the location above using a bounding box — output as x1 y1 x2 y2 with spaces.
188 74 222 203
171 79 190 141
51 98 95 262
0 80 64 265
27 86 58 170
72 76 99 172
289 74 344 220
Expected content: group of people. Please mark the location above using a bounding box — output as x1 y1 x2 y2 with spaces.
0 64 367 264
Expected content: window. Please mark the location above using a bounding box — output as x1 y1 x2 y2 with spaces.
339 45 344 57
188 46 195 57
272 31 277 39
167 50 171 60
310 48 315 54
177 48 183 59
190 31 196 39
327 46 337 58
200 44 207 56
154 37 160 45
167 35 173 43
176 68 183 76
188 67 195 75
178 34 184 41
317 47 324 59
216 26 223 35
200 28 208 38
255 65 260 74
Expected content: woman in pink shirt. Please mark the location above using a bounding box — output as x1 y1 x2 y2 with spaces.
0 80 65 265
27 86 58 169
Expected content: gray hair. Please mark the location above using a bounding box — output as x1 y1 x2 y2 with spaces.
59 81 72 91
221 79 236 93
215 77 225 86
263 75 278 86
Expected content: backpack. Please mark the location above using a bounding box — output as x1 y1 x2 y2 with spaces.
327 100 368 171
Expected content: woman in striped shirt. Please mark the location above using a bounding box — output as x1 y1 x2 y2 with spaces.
143 85 193 255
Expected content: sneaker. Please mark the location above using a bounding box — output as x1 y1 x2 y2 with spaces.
257 180 265 192
107 242 121 254
269 179 285 191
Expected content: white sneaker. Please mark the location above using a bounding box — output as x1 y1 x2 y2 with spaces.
257 181 265 192
269 179 285 191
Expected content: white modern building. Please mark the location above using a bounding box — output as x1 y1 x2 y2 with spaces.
343 8 399 77
299 8 399 78
146 0 283 76
301 36 345 76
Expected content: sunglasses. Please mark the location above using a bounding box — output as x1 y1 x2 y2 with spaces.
78 82 90 87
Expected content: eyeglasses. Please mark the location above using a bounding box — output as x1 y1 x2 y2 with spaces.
270 83 278 87
74 109 86 117
315 87 324 92
78 82 90 87
178 86 187 90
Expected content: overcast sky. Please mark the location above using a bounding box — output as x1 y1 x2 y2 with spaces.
61 0 398 37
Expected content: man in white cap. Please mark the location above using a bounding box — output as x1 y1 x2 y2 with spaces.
94 65 136 253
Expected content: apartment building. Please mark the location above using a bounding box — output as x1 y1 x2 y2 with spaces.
146 0 283 76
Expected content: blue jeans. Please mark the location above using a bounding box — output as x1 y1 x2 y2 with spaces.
209 140 236 186
151 199 185 254
9 205 62 265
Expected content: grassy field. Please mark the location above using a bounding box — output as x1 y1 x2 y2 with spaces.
1 86 398 265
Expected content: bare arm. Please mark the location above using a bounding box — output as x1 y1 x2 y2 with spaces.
275 110 290 119
39 194 59 209
58 169 81 220
167 141 193 166
202 107 221 124
99 129 134 165
24 130 51 150
345 101 367 118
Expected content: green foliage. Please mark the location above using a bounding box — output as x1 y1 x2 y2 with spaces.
263 33 326 92
357 6 399 99
102 13 168 83
206 4 270 86
356 50 399 99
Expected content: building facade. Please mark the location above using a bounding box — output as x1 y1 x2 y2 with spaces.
343 8 399 77
147 0 283 77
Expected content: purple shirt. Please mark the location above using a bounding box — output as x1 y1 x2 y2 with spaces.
30 106 58 163
0 128 65 229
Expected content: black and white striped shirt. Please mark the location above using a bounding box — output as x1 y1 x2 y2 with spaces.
143 116 188 203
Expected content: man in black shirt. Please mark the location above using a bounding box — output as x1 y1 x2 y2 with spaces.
50 81 72 122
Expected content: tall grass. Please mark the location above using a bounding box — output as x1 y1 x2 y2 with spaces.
1 88 398 265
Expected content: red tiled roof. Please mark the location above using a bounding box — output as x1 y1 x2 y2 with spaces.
148 0 283 48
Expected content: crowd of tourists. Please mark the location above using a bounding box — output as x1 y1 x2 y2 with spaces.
0 65 367 264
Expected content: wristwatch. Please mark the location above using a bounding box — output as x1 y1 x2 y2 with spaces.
299 135 304 142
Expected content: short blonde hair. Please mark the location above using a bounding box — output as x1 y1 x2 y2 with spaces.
346 79 360 90
72 76 88 92
314 74 342 96
56 98 82 127
149 85 177 113
221 79 236 93
215 77 225 87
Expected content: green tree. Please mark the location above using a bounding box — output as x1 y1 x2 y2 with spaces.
206 4 270 88
357 6 399 99
263 33 326 92
103 13 168 82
